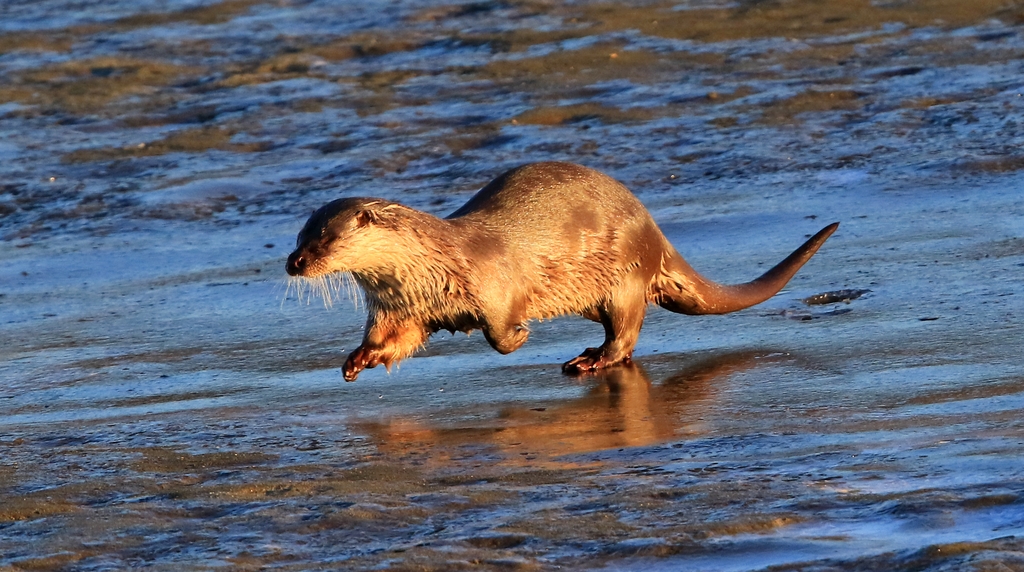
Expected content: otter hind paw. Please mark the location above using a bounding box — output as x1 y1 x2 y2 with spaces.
561 348 632 375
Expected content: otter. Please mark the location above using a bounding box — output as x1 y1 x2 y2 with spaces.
286 162 838 381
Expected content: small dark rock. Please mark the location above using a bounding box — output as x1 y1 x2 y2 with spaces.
802 289 871 306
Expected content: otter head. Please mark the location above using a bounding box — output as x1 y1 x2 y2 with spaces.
286 198 401 278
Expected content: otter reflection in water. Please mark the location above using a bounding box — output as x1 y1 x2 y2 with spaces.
359 351 782 463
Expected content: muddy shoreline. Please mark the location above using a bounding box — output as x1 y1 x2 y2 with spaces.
3 1 1024 570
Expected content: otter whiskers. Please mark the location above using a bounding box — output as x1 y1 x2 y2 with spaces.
282 273 363 310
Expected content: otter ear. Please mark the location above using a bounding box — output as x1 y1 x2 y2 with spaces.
355 208 380 228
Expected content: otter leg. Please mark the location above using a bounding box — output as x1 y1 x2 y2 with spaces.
482 318 529 355
343 315 428 381
563 277 647 375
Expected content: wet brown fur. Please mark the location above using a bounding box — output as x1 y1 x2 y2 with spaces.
286 162 838 381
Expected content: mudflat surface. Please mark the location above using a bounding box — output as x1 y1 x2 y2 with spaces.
2 1 1024 570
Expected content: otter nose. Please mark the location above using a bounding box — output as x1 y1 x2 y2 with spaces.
286 251 306 276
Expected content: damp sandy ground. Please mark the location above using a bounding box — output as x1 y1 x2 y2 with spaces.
3 1 1024 570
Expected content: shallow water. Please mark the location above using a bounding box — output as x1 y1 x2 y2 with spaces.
3 0 1024 570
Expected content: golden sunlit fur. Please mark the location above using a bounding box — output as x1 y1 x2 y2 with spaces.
286 162 837 380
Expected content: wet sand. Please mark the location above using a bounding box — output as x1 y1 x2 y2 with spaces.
2 1 1024 570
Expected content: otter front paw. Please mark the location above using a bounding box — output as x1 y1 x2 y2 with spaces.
562 348 632 375
485 324 529 355
343 346 380 382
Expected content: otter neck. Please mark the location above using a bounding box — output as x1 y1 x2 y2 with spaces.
351 212 476 320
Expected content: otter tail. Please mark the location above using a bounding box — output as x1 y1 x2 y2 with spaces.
653 222 839 315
